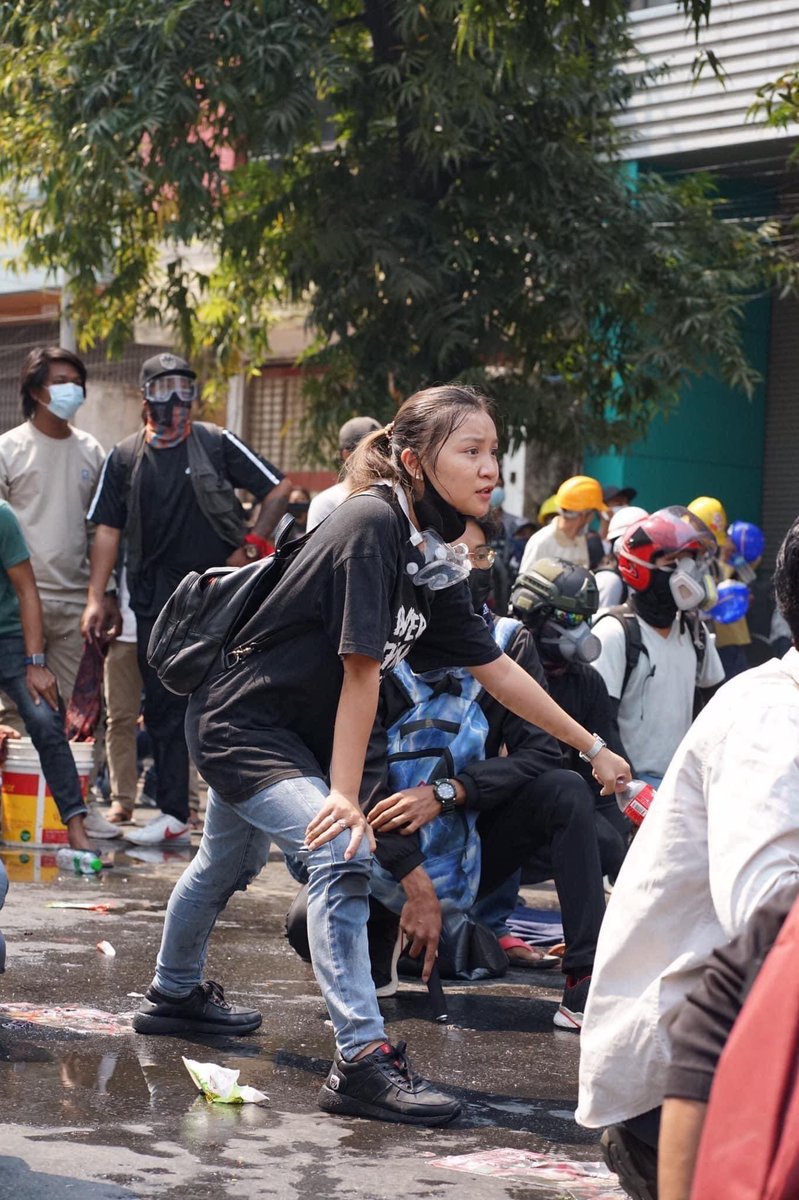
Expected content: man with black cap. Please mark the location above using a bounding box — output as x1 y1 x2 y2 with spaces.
306 416 382 530
82 352 291 844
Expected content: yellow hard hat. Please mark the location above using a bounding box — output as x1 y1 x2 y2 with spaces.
555 475 605 514
687 496 728 545
537 494 559 525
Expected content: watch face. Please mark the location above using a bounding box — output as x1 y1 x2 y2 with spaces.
435 780 457 803
244 543 260 560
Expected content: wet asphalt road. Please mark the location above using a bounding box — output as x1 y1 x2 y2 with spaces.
0 834 608 1200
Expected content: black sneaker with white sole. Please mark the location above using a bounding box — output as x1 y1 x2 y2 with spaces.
318 1040 461 1126
132 980 262 1036
553 973 591 1031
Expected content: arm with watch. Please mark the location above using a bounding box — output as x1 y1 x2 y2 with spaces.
6 557 59 711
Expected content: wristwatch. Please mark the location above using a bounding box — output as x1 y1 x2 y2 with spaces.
24 654 46 667
579 734 607 763
433 778 459 814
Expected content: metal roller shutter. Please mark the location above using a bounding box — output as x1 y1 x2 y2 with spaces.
762 296 799 566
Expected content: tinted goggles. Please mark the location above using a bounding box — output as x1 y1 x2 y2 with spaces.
552 609 587 628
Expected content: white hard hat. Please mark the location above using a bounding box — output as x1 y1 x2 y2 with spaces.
607 505 649 545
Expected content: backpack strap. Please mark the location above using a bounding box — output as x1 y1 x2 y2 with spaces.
594 604 648 698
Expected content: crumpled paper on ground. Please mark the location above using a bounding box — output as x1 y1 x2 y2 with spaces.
182 1056 268 1105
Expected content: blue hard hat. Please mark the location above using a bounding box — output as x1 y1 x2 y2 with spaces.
709 579 750 625
728 521 765 564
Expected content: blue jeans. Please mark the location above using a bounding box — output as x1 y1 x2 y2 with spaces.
153 779 386 1059
0 635 86 824
0 857 7 971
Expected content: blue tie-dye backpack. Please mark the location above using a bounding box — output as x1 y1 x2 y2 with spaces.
370 617 520 913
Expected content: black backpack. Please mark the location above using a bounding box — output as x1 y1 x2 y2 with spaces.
593 603 707 697
147 514 311 696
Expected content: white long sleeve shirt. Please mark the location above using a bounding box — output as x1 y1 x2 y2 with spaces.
577 649 799 1129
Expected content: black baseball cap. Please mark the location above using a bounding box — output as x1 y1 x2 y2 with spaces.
140 352 196 388
339 416 381 451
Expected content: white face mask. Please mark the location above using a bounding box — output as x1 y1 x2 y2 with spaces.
540 620 602 664
47 381 85 421
667 555 717 612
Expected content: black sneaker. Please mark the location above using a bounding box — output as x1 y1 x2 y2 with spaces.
600 1124 658 1200
318 1040 461 1126
553 973 591 1030
132 980 262 1036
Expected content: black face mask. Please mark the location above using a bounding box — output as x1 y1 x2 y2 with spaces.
631 569 677 629
413 472 467 543
468 568 493 614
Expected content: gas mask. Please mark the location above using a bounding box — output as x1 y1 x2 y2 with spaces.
666 555 717 612
406 528 471 591
539 617 601 665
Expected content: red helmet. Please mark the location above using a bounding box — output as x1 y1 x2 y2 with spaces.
618 506 717 592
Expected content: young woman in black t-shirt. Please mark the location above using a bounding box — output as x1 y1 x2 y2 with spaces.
133 385 630 1127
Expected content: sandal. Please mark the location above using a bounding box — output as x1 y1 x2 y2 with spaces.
106 803 134 824
499 934 559 969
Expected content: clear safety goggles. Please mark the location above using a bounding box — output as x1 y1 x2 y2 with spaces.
143 374 197 404
469 546 497 569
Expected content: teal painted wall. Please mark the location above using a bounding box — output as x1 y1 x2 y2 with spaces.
585 169 774 524
585 294 770 524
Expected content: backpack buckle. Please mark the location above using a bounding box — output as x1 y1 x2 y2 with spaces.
226 644 254 668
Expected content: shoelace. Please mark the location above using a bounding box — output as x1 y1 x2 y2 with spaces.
201 980 231 1011
377 1040 421 1087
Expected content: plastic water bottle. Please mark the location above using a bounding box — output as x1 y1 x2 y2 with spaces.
55 847 103 875
616 780 656 827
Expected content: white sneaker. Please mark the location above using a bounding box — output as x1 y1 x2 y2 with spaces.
83 806 123 839
125 813 191 846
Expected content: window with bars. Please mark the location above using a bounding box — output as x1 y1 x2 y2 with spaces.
244 367 309 473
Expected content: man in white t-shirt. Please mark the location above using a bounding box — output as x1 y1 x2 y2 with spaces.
0 345 119 840
520 475 606 573
0 348 110 703
306 416 381 530
591 506 724 785
578 516 799 1200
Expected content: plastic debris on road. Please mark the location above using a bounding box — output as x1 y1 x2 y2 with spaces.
0 1003 132 1035
47 900 125 912
96 940 116 957
182 1056 269 1105
431 1148 624 1197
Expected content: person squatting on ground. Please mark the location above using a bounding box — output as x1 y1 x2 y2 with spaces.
0 500 95 855
576 516 799 1199
131 385 630 1127
362 516 610 1030
508 557 631 871
82 352 292 846
590 506 725 788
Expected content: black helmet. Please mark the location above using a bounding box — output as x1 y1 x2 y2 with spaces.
509 558 599 628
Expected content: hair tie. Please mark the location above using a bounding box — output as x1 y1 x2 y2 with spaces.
384 421 395 438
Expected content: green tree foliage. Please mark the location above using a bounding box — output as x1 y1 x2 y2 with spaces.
0 0 794 459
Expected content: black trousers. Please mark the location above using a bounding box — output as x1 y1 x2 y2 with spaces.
136 614 190 823
476 768 606 977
